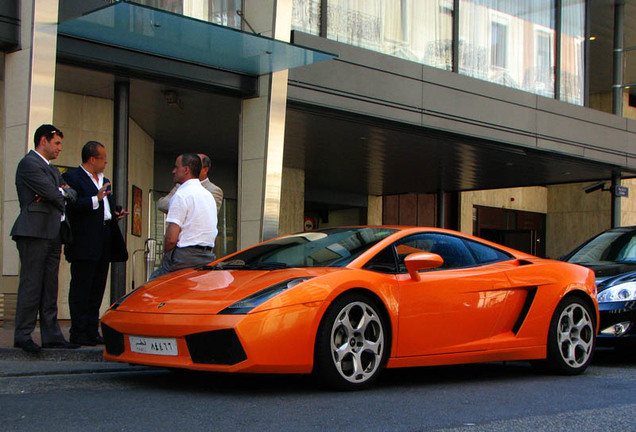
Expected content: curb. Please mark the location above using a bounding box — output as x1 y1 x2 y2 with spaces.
0 346 104 362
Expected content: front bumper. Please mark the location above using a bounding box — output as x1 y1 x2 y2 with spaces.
597 300 636 347
100 303 322 374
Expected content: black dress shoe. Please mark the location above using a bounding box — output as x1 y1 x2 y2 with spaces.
14 340 41 353
42 341 80 349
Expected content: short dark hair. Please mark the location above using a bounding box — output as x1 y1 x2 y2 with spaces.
34 124 63 147
81 141 105 163
200 154 211 169
181 153 201 178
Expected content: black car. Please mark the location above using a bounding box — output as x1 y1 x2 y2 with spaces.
562 226 636 349
594 271 636 348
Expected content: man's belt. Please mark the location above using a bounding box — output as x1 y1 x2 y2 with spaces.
190 245 214 252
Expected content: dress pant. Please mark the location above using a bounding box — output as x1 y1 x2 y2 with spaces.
14 234 66 345
69 223 112 341
150 246 215 279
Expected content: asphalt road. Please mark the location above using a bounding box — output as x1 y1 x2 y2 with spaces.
0 349 634 432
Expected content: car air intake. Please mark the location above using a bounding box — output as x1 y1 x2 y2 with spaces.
186 329 247 365
101 323 125 356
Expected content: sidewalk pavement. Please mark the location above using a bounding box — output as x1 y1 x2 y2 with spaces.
0 320 136 377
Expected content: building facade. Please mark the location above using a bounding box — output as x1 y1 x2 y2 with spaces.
0 0 635 322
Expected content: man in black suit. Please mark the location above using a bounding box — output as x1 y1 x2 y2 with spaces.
11 124 79 353
63 141 129 346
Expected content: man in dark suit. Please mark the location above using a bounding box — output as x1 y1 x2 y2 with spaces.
11 124 79 353
63 141 129 346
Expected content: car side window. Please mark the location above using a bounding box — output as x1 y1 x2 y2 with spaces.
396 233 477 272
463 238 513 264
363 246 398 273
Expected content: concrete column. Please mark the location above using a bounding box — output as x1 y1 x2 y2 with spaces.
111 79 130 303
2 0 60 276
238 0 292 248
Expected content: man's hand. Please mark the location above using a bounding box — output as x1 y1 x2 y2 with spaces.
114 207 130 220
96 182 111 201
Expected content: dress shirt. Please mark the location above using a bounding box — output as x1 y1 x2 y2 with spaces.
80 166 112 221
166 178 218 248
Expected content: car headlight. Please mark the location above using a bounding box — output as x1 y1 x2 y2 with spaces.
597 282 636 303
219 277 313 315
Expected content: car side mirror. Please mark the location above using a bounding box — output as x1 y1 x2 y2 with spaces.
404 252 444 281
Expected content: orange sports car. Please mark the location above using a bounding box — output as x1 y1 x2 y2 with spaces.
101 227 598 390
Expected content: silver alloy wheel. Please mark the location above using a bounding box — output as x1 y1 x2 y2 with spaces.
556 303 594 367
330 301 384 384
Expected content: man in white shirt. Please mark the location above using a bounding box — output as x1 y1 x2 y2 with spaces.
151 153 218 279
157 153 223 214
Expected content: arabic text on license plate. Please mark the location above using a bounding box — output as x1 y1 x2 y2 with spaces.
129 336 178 356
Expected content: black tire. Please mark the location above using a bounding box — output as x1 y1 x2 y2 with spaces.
545 296 595 375
313 293 388 390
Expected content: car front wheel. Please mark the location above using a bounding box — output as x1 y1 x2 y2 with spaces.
314 294 387 390
546 296 595 375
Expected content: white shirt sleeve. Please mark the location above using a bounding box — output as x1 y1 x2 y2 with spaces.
165 193 187 227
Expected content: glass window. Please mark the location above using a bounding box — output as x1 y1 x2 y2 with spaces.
292 0 322 35
459 0 555 97
217 227 397 268
567 230 636 264
395 233 477 272
363 246 398 273
131 0 242 28
463 238 513 264
560 0 585 105
325 0 453 70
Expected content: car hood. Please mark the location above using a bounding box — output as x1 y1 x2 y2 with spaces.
597 269 636 291
571 262 636 282
114 267 338 314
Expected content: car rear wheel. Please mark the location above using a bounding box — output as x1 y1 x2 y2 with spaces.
314 294 387 390
545 297 595 375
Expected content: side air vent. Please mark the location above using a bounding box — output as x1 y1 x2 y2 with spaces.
512 287 537 334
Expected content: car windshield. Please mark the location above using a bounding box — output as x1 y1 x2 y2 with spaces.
567 230 636 264
214 227 398 269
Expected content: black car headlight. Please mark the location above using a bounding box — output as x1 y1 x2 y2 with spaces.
219 277 313 315
597 282 636 303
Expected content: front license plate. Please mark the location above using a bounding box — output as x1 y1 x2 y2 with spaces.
129 336 178 356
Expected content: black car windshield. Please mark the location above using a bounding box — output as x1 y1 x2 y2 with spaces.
567 230 636 264
215 228 398 269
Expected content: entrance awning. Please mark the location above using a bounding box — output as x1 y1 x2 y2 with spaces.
58 1 336 76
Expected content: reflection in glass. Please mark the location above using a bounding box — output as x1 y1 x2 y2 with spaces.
459 0 555 97
321 0 453 70
560 0 585 105
292 0 321 36
130 0 242 28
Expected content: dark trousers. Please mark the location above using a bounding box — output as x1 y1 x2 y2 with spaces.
14 234 65 345
68 224 111 340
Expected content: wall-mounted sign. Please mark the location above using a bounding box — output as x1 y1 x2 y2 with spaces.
615 186 629 197
304 217 315 232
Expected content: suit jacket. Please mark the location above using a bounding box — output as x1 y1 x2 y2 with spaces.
10 150 77 239
63 167 127 262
